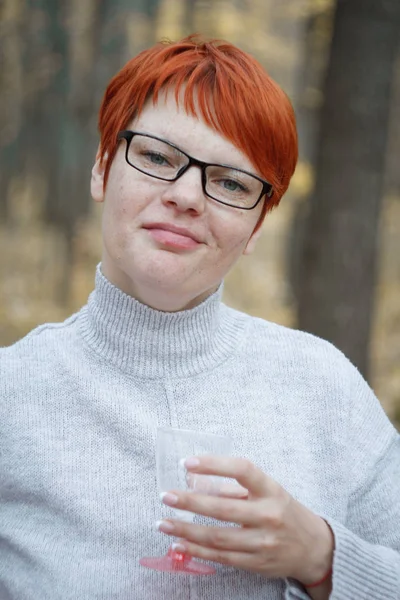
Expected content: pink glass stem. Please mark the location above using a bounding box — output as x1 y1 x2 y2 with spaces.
140 546 216 575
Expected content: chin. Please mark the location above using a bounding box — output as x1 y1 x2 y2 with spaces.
138 253 192 280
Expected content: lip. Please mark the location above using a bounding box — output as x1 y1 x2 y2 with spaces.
142 222 202 243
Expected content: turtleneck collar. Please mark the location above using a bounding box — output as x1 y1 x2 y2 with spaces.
78 265 244 378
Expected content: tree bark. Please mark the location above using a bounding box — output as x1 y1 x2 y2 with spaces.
297 0 400 378
182 0 198 34
288 4 334 304
0 0 25 220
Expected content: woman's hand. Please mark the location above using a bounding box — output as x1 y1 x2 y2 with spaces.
158 455 334 588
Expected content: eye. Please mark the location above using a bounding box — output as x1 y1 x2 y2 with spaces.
220 178 248 193
144 152 170 166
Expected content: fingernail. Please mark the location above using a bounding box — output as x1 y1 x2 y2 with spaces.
156 520 175 533
160 492 179 506
171 542 186 553
184 457 200 469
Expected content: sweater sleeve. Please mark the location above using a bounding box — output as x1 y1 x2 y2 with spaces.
325 363 400 599
286 358 400 600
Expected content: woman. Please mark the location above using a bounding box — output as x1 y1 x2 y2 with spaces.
1 35 399 600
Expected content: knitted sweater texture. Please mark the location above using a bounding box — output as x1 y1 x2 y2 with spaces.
1 267 400 600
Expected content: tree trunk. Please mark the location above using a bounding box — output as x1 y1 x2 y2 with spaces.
288 4 334 304
385 57 400 196
0 0 25 220
182 0 198 34
297 0 400 379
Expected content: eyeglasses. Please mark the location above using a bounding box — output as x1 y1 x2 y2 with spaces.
117 130 273 210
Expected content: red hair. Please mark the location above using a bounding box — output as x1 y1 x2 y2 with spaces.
98 35 298 219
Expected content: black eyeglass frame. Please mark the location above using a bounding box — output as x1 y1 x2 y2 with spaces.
117 130 274 210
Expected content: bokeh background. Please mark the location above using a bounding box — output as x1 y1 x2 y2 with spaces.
1 0 400 426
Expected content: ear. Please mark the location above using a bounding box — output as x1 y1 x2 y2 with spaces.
90 150 107 203
243 223 263 256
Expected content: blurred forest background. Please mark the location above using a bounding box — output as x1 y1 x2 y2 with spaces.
1 0 400 426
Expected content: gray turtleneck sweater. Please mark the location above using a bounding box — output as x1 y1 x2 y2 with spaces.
1 267 399 600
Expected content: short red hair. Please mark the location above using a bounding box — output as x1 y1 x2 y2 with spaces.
98 35 298 217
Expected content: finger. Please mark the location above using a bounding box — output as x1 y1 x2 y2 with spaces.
218 483 249 499
162 490 268 526
158 519 264 553
184 456 279 499
185 473 248 499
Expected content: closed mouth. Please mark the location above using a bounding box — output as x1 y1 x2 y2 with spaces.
143 223 202 243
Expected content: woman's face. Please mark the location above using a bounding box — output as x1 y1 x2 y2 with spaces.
91 90 265 311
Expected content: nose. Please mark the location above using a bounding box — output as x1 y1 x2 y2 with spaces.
160 165 206 215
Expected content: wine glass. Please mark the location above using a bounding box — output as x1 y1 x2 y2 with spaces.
140 426 232 575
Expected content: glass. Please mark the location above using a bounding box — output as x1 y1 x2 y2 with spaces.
139 426 232 575
117 130 273 210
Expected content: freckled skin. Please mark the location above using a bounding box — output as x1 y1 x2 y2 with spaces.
90 91 264 312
